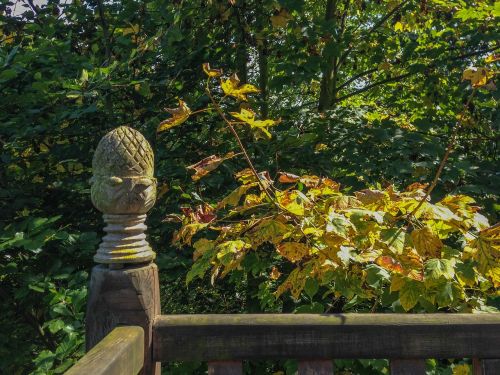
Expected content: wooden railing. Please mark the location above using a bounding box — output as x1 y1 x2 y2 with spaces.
66 327 144 375
65 127 500 375
68 313 500 374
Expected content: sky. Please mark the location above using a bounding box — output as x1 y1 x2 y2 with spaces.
10 0 49 17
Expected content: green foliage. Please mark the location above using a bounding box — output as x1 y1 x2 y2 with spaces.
0 0 498 374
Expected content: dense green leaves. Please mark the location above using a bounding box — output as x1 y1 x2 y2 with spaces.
0 0 498 373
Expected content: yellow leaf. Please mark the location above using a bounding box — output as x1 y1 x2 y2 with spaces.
485 54 499 64
394 21 404 32
276 190 309 216
390 274 406 292
462 67 495 88
270 8 292 28
157 99 192 132
173 223 208 245
275 267 307 299
230 108 280 139
217 183 257 209
277 242 310 262
464 224 500 287
187 152 236 181
221 73 260 101
452 364 472 375
327 195 362 210
411 226 443 258
248 218 292 247
202 63 223 77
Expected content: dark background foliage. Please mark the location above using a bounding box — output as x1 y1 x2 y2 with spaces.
0 0 497 373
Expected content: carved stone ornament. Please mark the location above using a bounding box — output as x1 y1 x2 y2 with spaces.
90 126 157 265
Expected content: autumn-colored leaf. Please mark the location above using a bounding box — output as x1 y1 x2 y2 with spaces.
248 218 292 247
354 189 387 207
187 152 235 181
230 108 280 139
173 223 208 245
394 21 404 32
276 190 310 216
278 172 300 183
485 54 500 64
411 226 443 258
157 99 192 132
192 203 217 223
270 8 292 28
327 195 362 210
376 255 404 274
193 238 215 261
217 183 257 209
277 242 310 262
275 267 307 299
221 73 260 101
462 67 495 88
464 224 500 287
202 63 223 77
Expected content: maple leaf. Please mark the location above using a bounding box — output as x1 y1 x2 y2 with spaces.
277 242 310 262
172 223 208 245
192 203 217 223
278 172 300 183
485 54 500 63
230 108 280 139
187 152 235 181
462 67 495 88
399 279 424 311
376 255 404 274
411 226 443 258
270 8 292 28
193 238 215 261
275 267 307 299
202 63 223 77
217 183 258 209
221 73 260 101
464 224 500 287
157 99 192 132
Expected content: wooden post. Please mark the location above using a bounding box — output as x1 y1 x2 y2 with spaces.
87 126 160 374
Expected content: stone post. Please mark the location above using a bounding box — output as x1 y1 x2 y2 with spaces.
86 126 161 374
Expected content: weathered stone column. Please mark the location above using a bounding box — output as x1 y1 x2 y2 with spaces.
86 126 161 374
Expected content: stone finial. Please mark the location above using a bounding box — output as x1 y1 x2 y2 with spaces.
90 126 156 265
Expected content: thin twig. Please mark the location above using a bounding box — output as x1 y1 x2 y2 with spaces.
205 85 276 203
407 89 478 218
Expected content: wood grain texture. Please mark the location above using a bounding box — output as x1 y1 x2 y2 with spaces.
478 359 500 375
208 361 243 375
86 263 160 375
298 360 334 374
66 326 143 375
152 314 500 361
390 359 426 375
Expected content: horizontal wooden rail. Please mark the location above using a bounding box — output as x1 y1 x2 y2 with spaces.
66 326 144 375
152 313 500 361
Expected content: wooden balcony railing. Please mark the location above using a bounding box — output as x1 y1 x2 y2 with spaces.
64 126 500 375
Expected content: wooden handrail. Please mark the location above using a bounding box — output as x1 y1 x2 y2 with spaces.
66 326 144 375
152 313 500 361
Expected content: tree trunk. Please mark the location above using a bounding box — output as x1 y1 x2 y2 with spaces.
235 0 248 82
318 0 338 111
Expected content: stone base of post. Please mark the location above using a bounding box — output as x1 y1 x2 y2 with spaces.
86 263 161 375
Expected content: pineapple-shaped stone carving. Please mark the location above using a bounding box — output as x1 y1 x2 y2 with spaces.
90 126 156 265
